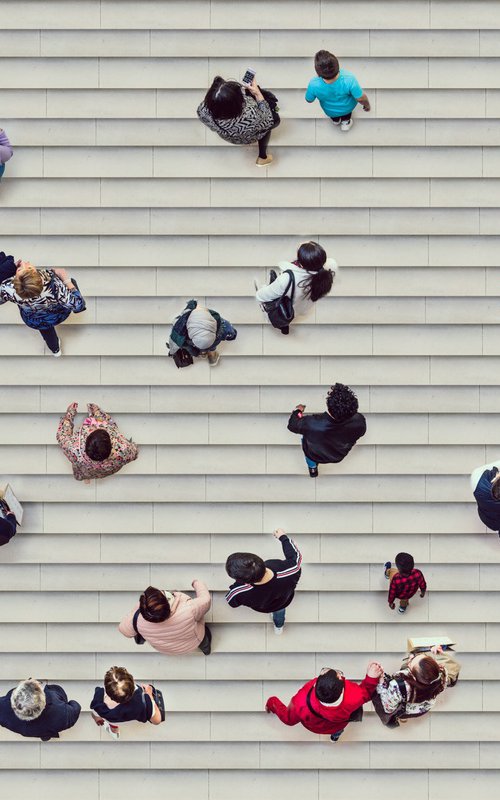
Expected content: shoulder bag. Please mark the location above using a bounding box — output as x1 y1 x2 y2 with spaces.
132 609 146 645
262 269 295 331
371 674 407 727
150 685 166 722
172 347 194 368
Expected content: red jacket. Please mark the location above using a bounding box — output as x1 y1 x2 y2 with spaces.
267 674 378 735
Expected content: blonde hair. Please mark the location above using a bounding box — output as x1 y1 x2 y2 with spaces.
104 666 135 703
13 268 43 300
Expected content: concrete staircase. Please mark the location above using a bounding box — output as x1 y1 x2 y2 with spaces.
1 1 500 797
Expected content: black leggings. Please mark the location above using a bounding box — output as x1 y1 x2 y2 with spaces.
257 115 281 159
39 326 60 353
330 112 352 123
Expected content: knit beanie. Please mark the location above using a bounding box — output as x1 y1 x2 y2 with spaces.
187 307 217 350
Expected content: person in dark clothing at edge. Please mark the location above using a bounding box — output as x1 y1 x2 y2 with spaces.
287 382 366 477
0 489 18 547
471 458 500 537
225 528 302 635
0 679 81 741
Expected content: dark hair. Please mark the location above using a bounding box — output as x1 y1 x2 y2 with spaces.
85 429 112 461
314 50 339 80
139 586 170 623
404 655 446 703
492 480 500 501
104 666 135 703
326 383 359 421
204 76 244 120
315 669 344 703
297 241 333 302
395 552 415 576
225 552 266 583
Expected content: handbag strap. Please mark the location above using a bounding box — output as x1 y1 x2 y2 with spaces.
306 686 332 722
281 269 295 303
132 609 141 635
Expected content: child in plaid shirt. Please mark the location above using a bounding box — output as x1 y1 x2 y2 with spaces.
384 553 426 614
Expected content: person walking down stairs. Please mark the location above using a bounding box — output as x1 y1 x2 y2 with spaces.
91 666 163 740
305 50 371 132
57 402 139 481
471 457 500 537
119 583 213 656
287 383 366 477
167 300 237 367
0 127 13 180
197 74 279 167
0 258 86 356
255 241 337 335
225 529 302 635
373 645 460 728
384 552 427 614
266 662 383 741
0 679 81 741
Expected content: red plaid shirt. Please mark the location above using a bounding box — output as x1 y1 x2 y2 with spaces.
388 569 426 604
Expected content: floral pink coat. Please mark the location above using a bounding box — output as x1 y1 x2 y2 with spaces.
56 403 139 481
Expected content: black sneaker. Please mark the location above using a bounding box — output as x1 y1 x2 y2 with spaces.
308 466 319 478
280 325 290 335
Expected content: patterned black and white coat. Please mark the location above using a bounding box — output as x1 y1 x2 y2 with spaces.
197 94 274 145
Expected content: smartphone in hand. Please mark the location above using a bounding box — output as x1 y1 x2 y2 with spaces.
242 68 256 86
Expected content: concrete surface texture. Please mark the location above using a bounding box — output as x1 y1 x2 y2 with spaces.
0 1 500 798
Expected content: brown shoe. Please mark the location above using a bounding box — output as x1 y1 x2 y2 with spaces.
256 154 273 167
207 350 220 367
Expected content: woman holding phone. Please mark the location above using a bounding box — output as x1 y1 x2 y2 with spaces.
197 73 280 166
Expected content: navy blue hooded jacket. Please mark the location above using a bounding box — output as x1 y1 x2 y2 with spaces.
474 467 500 532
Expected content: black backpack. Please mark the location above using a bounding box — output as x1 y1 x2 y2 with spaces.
262 269 295 330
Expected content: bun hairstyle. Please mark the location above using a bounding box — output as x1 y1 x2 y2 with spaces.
104 666 135 703
139 586 170 623
326 382 359 421
225 552 266 583
204 76 245 120
405 655 447 703
297 241 334 302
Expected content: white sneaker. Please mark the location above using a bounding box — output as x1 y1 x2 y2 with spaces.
103 720 120 740
52 348 62 358
332 119 341 126
340 119 353 132
274 625 284 635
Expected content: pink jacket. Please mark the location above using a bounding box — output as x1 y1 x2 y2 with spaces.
119 582 211 655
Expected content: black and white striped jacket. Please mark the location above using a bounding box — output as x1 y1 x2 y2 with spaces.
197 95 274 145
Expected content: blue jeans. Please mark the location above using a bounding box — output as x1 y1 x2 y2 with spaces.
206 319 237 352
272 608 286 628
302 439 318 469
0 164 5 179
